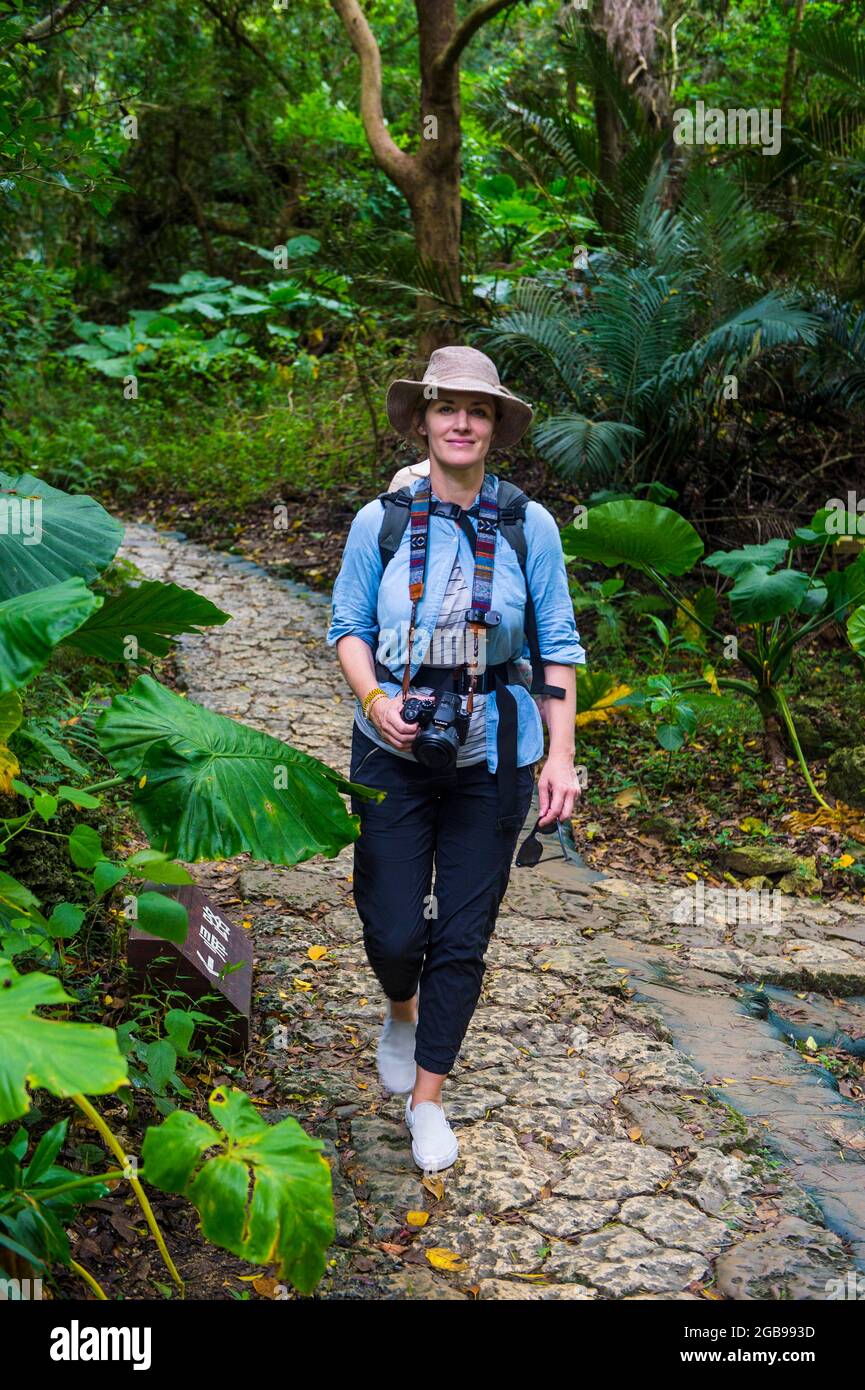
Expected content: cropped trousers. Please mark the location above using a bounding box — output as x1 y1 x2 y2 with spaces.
348 722 535 1075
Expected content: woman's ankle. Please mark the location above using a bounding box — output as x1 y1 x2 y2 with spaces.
389 992 418 1024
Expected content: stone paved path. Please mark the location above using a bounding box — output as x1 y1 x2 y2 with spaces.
118 523 865 1301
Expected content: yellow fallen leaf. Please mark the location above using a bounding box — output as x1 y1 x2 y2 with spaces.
242 919 252 929
308 945 328 960
252 1275 282 1298
422 1174 445 1200
426 1248 467 1272
359 997 367 1006
834 854 855 869
613 786 641 807
627 1126 642 1142
0 744 20 794
406 1211 429 1227
293 977 313 991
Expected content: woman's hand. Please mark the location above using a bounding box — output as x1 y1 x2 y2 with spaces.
537 751 581 826
369 694 420 752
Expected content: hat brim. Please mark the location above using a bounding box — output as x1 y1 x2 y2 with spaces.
386 376 533 449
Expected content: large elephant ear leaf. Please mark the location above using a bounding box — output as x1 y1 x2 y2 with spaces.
0 960 128 1123
141 1086 334 1295
95 675 383 865
849 605 865 655
64 581 232 661
0 580 102 694
0 472 124 600
704 538 790 578
560 499 703 576
728 565 811 623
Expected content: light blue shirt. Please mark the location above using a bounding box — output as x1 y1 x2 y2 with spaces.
326 473 586 771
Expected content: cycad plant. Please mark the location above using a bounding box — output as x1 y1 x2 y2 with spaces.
478 238 820 492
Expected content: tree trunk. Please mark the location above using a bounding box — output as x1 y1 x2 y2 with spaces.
412 0 463 354
330 0 522 355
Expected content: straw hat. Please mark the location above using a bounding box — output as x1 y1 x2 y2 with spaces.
386 346 534 449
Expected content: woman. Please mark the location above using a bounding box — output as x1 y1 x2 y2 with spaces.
326 345 585 1173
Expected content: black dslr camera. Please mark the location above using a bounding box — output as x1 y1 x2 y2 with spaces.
401 690 471 770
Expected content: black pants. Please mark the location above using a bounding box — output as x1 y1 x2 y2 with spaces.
348 723 535 1075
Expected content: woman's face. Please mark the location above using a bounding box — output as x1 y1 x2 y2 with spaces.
419 391 496 468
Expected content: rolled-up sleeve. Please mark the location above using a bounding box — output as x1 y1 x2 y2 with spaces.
325 501 383 651
524 500 586 665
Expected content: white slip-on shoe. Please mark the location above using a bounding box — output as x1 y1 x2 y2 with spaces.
376 1005 417 1095
404 1096 460 1172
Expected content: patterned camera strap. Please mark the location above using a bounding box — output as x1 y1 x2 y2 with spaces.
401 472 498 699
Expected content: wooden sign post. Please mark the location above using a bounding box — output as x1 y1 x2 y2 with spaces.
127 882 252 1049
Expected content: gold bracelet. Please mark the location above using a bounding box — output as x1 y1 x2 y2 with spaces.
361 686 387 719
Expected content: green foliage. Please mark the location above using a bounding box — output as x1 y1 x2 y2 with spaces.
0 959 128 1124
142 1086 335 1295
560 499 865 808
0 1120 110 1272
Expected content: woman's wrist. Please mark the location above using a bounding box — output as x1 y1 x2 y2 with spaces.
361 686 387 720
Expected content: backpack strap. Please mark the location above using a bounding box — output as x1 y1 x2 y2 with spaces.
377 486 413 571
376 480 565 701
494 482 566 701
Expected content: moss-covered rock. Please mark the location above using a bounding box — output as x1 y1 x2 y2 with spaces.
791 697 864 759
723 844 802 876
825 745 865 810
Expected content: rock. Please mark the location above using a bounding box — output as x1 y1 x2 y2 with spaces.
441 1122 553 1215
504 1056 622 1108
713 1217 850 1300
826 745 865 810
552 1138 674 1201
638 814 681 844
791 697 861 759
522 1197 620 1237
542 1222 709 1297
319 1138 362 1246
379 1268 469 1300
723 844 805 877
617 1195 733 1254
667 1146 759 1223
476 1278 597 1300
615 1094 698 1151
581 1032 705 1092
776 856 822 895
238 865 343 910
416 1213 554 1281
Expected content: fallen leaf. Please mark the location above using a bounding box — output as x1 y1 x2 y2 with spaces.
426 1248 467 1272
406 1211 429 1227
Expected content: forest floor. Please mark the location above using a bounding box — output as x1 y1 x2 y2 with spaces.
79 519 865 1301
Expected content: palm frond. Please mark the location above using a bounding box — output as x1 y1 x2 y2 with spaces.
796 19 865 104
532 414 643 484
656 292 821 390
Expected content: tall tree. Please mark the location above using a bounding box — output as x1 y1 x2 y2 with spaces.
329 0 526 353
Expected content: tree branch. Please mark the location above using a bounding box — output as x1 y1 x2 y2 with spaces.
19 0 95 43
328 0 416 192
196 0 293 94
432 0 526 82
